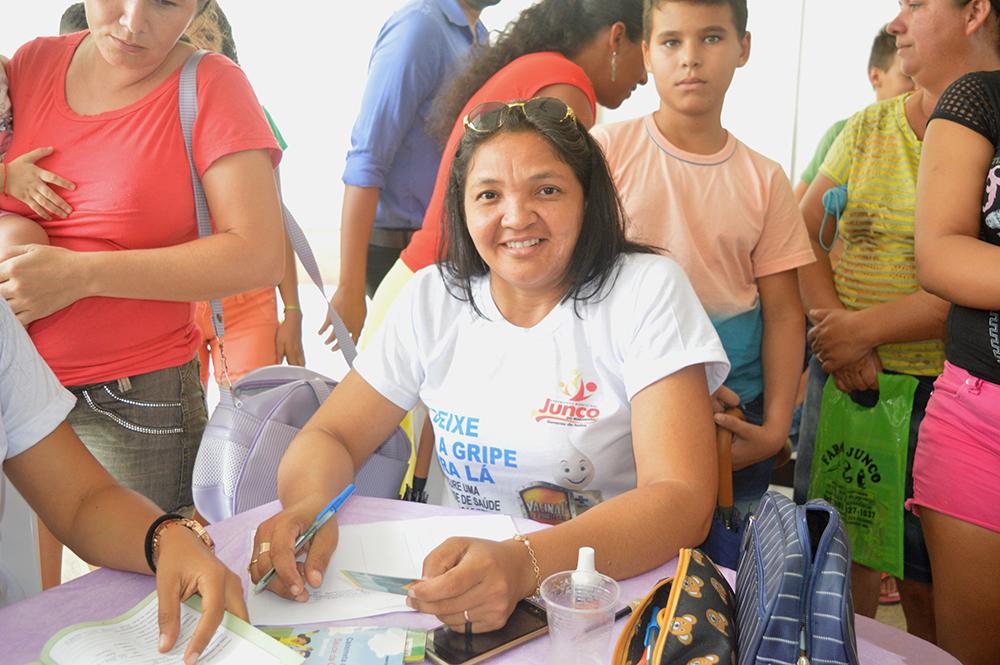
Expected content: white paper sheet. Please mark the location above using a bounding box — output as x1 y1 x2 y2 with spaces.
40 592 303 665
248 514 518 625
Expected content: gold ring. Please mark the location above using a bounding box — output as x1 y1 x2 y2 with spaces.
247 557 259 573
258 542 271 555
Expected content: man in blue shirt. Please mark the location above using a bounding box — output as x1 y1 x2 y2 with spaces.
326 0 496 344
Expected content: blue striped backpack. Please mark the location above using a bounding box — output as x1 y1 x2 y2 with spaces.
736 491 860 665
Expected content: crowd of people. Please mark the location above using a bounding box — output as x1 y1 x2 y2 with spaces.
0 1 998 665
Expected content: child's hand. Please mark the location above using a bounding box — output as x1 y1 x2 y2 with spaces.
275 309 305 367
715 415 789 470
710 385 741 414
4 147 76 221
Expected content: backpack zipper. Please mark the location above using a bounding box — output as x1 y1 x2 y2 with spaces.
744 514 768 618
796 513 813 665
797 628 810 665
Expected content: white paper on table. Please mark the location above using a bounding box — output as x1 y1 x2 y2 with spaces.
248 514 519 625
39 592 303 664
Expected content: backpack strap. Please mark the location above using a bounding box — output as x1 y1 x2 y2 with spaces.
178 51 223 338
176 49 359 366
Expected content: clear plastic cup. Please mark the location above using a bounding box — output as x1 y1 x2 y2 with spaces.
540 569 621 664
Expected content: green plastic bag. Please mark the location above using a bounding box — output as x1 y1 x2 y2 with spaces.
808 373 918 578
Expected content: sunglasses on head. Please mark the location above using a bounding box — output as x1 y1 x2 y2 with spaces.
463 97 576 133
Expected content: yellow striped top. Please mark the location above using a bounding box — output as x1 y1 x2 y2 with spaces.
820 93 944 376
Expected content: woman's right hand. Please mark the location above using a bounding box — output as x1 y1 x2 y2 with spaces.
250 498 340 601
155 525 248 665
4 147 76 220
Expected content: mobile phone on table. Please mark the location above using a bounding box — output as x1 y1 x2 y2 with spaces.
426 599 548 665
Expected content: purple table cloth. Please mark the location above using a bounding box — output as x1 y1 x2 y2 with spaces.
0 497 959 664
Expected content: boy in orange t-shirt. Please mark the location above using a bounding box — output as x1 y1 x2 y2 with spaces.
592 0 813 510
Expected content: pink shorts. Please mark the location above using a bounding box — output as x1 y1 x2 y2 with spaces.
195 287 278 386
910 361 1000 534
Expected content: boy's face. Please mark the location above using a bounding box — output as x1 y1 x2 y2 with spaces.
872 54 915 101
643 1 750 119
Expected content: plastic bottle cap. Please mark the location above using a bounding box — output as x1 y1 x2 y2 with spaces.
571 546 601 586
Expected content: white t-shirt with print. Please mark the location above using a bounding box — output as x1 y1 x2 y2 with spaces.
355 254 730 524
0 302 76 607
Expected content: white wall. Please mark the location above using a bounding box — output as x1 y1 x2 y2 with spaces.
4 0 903 277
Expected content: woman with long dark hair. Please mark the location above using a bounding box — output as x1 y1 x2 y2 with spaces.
353 0 650 485
252 100 726 636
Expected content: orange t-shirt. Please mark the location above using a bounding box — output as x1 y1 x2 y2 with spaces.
2 33 280 386
399 52 596 272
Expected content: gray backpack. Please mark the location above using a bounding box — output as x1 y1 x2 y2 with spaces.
177 50 410 523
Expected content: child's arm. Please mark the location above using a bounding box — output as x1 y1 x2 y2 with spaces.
3 147 76 220
715 269 804 469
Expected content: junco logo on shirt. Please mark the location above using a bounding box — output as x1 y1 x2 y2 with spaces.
535 371 602 427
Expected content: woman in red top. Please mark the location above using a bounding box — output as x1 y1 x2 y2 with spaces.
0 0 284 516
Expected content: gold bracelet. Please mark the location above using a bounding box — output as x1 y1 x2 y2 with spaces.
149 517 214 572
283 304 301 312
513 534 542 597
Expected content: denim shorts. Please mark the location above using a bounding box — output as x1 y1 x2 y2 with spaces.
66 357 207 513
795 355 934 583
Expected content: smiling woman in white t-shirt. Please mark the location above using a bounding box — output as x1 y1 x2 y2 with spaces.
251 98 730 632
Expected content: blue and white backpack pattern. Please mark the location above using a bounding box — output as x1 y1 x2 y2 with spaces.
736 491 859 665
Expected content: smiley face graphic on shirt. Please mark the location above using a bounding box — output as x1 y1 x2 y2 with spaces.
554 449 595 489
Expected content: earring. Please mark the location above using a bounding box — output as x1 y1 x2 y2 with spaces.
611 50 618 83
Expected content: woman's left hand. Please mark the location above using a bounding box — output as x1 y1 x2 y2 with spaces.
0 244 89 325
154 525 248 665
407 537 532 633
275 310 305 366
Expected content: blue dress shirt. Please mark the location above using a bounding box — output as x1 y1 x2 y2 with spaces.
342 0 487 231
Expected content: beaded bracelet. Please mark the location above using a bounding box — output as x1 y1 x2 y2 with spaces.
514 534 542 597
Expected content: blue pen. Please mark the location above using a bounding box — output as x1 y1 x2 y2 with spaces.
253 483 356 594
641 606 662 665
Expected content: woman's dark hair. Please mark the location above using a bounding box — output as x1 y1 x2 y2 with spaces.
427 0 643 145
957 0 1000 55
185 0 239 63
439 103 654 317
